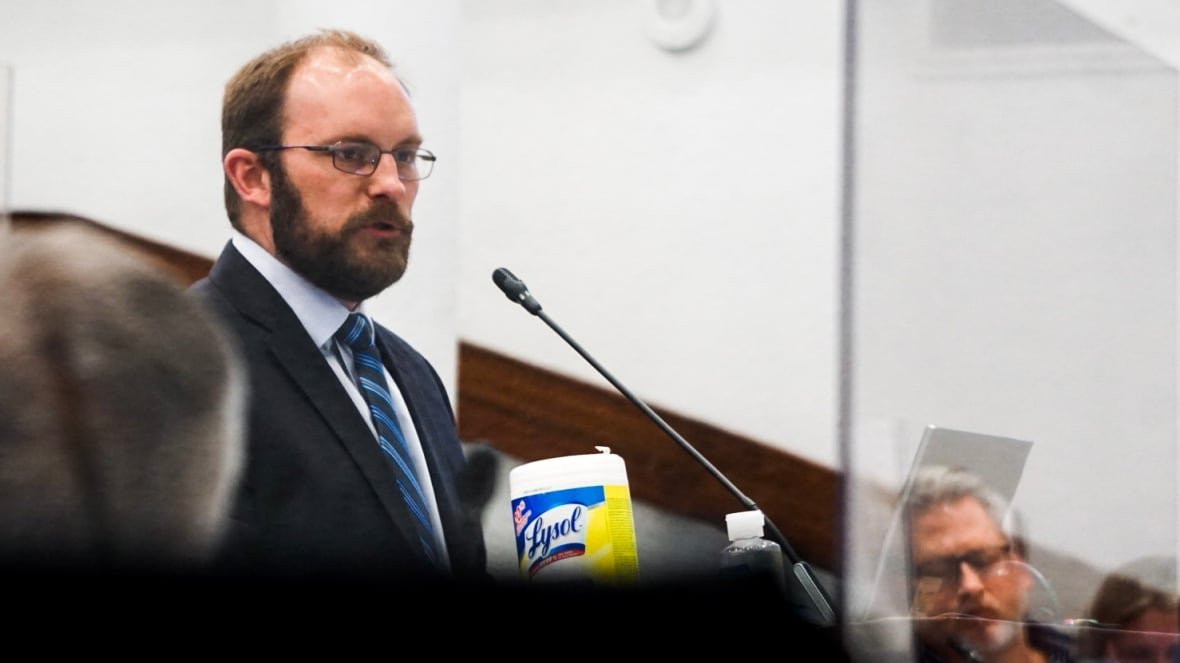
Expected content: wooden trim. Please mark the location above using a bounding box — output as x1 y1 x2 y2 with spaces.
457 342 843 572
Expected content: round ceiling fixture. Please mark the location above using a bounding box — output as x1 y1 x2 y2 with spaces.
645 0 717 53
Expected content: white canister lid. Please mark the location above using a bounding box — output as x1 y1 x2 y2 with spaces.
509 447 628 498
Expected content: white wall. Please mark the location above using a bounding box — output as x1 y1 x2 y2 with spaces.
0 0 462 395
456 0 844 467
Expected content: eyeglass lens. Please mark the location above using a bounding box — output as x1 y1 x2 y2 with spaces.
330 142 433 180
914 544 1012 587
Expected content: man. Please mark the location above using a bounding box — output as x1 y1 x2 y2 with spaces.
905 465 1075 662
0 220 245 571
191 29 487 583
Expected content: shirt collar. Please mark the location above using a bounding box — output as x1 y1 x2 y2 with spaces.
231 230 367 349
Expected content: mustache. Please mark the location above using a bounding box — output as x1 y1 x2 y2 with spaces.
345 201 413 235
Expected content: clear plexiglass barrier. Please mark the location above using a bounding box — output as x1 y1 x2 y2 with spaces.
841 2 1180 662
0 61 10 230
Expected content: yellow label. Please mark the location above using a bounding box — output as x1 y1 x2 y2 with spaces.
511 483 639 584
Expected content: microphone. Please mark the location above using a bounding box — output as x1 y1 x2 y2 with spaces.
492 268 541 315
490 267 837 626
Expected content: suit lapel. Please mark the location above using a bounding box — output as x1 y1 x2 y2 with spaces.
208 244 431 558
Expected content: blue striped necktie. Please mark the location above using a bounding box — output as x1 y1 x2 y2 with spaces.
335 313 440 566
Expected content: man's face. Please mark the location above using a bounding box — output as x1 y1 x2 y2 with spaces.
267 48 421 305
909 496 1032 657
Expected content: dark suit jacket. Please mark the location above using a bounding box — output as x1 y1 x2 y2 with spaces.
190 242 487 584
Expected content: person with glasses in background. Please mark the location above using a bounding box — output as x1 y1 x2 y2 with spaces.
904 464 1077 662
191 29 489 588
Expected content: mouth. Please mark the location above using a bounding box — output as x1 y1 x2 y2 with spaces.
344 200 415 245
922 607 1004 623
357 218 413 241
365 221 402 236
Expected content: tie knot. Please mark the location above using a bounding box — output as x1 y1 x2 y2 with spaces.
335 313 375 352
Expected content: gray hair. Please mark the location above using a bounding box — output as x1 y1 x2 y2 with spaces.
905 464 1016 539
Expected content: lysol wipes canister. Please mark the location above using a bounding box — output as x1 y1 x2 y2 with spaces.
508 446 639 585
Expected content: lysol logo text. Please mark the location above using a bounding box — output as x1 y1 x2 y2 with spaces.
525 504 585 562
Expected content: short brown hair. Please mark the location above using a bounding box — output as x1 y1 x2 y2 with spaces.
221 29 394 229
1080 556 1179 659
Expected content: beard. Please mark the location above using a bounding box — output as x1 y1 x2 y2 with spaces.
268 163 413 303
921 612 1023 660
955 617 1021 654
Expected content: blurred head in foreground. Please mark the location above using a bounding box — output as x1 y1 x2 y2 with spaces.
1082 555 1179 663
0 222 245 571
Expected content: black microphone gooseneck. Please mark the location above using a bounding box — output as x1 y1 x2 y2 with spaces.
491 267 836 626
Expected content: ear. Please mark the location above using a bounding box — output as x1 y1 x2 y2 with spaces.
223 148 272 210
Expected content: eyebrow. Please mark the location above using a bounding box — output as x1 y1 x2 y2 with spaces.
332 134 424 148
913 543 1010 566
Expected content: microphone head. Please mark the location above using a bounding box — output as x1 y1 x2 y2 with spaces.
492 267 524 300
492 267 513 289
492 267 543 314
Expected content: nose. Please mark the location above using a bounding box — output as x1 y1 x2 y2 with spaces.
956 561 987 594
367 152 411 200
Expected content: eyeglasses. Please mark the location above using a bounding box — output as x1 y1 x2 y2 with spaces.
252 141 436 181
912 543 1013 592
